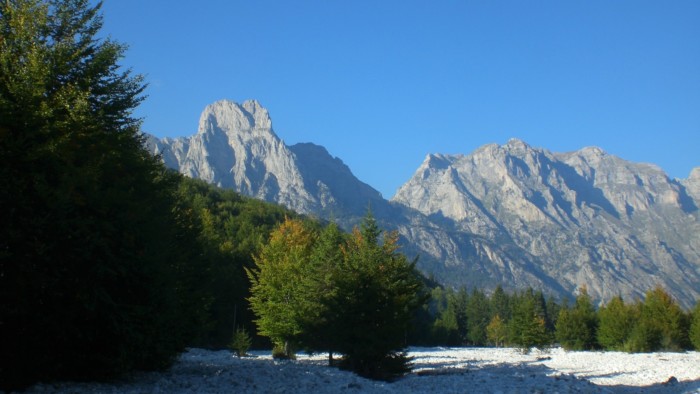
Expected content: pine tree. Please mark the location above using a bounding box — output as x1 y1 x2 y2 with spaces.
490 285 512 322
466 288 490 346
690 302 700 351
301 222 345 360
327 211 425 380
454 287 470 344
1 1 207 389
555 287 598 351
431 288 461 345
509 290 551 352
627 286 689 352
597 296 635 350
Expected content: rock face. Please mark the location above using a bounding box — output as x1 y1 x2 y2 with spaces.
683 167 700 202
392 139 700 307
146 101 700 308
144 99 385 222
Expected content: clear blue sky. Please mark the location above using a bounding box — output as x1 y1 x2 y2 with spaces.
99 0 699 198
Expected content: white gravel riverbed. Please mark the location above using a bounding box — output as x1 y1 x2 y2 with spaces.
25 347 700 393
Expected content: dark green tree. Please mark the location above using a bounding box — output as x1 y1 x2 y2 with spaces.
429 287 459 345
545 295 562 332
176 177 292 348
1 0 207 389
490 285 512 322
453 287 469 344
300 221 345 360
626 286 689 352
597 296 635 350
327 212 426 380
466 288 490 346
555 287 598 351
509 290 551 352
624 301 661 353
690 301 700 351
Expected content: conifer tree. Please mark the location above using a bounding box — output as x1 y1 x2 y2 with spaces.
626 286 689 352
431 288 461 345
509 290 551 352
453 287 470 344
1 1 207 389
690 302 700 351
327 211 425 380
301 222 345 360
490 285 512 322
466 288 490 346
555 287 598 351
597 296 635 350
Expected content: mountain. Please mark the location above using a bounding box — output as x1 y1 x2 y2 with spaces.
145 100 385 223
145 100 700 308
393 139 700 307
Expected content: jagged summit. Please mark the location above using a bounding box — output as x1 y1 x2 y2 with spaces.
683 167 700 201
198 99 274 136
689 167 700 180
145 99 385 222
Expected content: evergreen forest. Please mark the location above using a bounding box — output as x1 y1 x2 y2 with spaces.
2 0 700 391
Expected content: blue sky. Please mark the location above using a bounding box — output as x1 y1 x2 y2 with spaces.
100 1 699 198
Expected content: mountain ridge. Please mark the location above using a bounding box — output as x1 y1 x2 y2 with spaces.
145 99 700 307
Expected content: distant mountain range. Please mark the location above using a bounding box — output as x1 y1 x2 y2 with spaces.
144 99 700 308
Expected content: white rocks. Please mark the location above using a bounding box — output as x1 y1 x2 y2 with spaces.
26 347 700 393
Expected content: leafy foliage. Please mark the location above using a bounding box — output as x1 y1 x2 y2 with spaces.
246 218 317 357
486 315 508 347
175 177 295 348
431 287 468 346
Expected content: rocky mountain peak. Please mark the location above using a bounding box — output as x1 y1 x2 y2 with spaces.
504 137 532 152
423 153 454 170
198 99 274 138
683 167 700 201
145 99 386 224
689 167 700 180
577 146 606 163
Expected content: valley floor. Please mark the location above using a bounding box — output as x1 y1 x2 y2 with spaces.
26 347 700 393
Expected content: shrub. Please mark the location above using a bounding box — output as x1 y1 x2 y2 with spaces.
230 328 252 358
